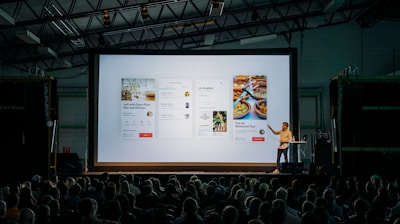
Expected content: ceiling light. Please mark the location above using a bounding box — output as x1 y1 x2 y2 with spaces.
141 4 149 20
44 4 85 48
15 29 41 44
240 34 278 45
103 10 111 25
0 8 15 25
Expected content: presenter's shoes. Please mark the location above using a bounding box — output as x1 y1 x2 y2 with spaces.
272 168 280 174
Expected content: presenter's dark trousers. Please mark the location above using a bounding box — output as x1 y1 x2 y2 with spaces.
277 148 288 169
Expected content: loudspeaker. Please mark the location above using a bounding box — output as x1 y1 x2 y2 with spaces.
315 141 331 167
280 162 304 173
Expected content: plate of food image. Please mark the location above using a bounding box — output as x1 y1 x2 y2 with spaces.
233 100 251 119
233 85 251 101
254 99 267 119
252 87 267 100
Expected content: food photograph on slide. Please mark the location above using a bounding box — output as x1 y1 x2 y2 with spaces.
233 74 267 120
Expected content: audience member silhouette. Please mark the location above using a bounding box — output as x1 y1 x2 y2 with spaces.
103 199 122 223
35 204 51 224
18 207 35 224
136 182 161 209
18 186 37 211
78 197 105 224
64 183 82 211
0 200 11 224
160 183 181 216
258 201 272 224
301 200 315 214
269 207 285 224
4 192 19 223
48 199 68 224
115 194 136 224
246 197 262 222
118 180 131 196
322 187 344 221
174 196 203 224
300 210 319 224
204 211 223 224
272 198 300 224
275 187 301 219
344 197 369 224
90 180 106 206
221 205 238 224
123 192 145 223
313 206 331 224
126 174 141 197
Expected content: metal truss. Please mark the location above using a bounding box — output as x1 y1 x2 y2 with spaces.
0 0 394 72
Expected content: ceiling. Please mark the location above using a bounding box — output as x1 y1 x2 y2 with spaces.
0 0 398 73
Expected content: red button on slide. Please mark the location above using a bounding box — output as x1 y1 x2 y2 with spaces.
139 133 153 138
252 137 265 142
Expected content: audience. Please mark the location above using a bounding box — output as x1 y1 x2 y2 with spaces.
1 171 400 224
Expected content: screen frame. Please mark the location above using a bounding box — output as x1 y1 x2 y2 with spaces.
88 48 298 172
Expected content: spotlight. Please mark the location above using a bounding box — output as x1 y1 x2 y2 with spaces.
141 4 149 20
103 10 111 25
209 0 224 16
211 0 219 8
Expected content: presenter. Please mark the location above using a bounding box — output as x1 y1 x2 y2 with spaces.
268 121 293 174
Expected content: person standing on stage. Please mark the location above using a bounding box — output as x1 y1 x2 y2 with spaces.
268 121 293 173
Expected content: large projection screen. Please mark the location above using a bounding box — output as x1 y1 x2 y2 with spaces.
89 49 298 172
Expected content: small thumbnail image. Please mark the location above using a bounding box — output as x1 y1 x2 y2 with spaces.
184 91 190 97
213 111 227 132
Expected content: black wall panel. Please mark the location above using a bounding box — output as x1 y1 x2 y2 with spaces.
330 77 400 176
331 79 400 148
0 77 57 185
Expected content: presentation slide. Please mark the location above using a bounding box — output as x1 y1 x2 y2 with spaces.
91 50 296 167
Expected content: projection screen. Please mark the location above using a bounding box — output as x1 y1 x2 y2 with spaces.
89 48 298 172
